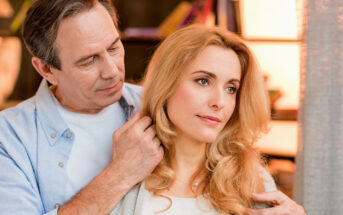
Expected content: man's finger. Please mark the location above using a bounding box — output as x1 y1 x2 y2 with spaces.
115 111 141 135
151 136 161 149
143 125 157 142
246 206 283 215
251 190 287 204
132 115 153 132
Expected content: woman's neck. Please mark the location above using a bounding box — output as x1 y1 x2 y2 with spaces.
172 134 207 181
161 135 206 198
159 134 207 198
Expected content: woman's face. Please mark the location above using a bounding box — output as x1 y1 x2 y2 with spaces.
167 45 241 143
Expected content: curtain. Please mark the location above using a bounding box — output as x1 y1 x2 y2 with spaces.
294 0 343 214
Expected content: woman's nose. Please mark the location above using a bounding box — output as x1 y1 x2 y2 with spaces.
208 87 225 110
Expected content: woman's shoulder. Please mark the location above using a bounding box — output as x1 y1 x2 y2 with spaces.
258 165 277 192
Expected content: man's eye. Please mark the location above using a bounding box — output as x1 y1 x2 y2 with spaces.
226 86 237 94
108 47 118 53
81 57 96 66
196 78 208 86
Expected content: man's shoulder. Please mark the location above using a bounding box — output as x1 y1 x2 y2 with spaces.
122 82 143 105
0 99 39 162
258 165 277 192
0 97 38 140
123 82 143 95
0 98 36 121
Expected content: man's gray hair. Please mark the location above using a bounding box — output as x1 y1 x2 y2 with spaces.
22 0 118 70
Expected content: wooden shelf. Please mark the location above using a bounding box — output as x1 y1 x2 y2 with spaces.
271 109 297 121
121 35 162 43
0 30 13 37
243 37 301 43
256 120 298 158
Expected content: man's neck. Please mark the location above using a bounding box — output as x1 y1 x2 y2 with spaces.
51 85 103 114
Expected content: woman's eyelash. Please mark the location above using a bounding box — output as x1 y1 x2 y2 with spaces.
195 78 209 85
195 78 238 94
226 86 237 94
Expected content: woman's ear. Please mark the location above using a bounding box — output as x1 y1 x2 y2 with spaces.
31 57 58 85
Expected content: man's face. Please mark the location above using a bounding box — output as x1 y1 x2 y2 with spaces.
51 3 125 113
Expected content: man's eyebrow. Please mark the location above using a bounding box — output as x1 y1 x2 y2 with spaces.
108 37 120 48
74 54 96 65
74 37 120 65
191 70 240 84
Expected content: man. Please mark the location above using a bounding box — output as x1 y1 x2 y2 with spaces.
0 0 162 214
0 0 305 214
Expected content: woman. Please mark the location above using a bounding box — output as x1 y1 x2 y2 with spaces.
112 24 276 215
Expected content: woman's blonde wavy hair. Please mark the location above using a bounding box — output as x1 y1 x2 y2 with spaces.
142 24 270 215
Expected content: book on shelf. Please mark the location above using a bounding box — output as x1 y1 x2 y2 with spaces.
158 0 216 37
124 0 239 38
216 0 238 33
122 27 160 38
195 0 214 25
178 4 200 28
158 1 192 37
10 0 32 33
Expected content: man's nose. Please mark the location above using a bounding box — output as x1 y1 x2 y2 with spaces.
101 53 118 79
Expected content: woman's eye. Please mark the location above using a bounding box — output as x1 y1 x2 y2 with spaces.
197 78 208 86
226 86 237 94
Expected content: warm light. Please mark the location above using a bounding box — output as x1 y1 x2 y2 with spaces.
0 0 14 18
0 37 22 105
256 121 298 157
248 42 300 109
240 0 302 39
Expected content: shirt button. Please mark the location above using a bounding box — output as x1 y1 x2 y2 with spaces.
55 203 60 208
58 162 64 168
66 132 72 138
51 133 56 139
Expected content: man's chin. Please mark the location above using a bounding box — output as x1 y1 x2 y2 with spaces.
99 91 122 107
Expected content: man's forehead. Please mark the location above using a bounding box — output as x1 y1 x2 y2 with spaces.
57 3 116 36
54 3 119 59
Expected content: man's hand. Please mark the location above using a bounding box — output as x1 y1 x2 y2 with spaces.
246 190 306 215
110 111 163 187
58 111 163 215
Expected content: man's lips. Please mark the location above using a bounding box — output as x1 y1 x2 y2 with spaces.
197 115 221 125
98 81 121 93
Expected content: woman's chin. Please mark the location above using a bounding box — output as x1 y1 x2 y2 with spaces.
193 134 218 144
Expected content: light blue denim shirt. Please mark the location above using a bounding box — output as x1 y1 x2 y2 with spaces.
0 80 142 215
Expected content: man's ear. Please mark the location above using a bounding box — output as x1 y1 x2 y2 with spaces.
31 57 58 85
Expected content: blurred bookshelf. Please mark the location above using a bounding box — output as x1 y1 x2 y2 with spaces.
0 0 302 195
116 0 302 121
0 0 42 106
0 0 302 123
116 0 303 166
116 0 223 83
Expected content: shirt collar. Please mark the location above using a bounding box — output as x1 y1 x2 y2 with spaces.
35 80 139 146
119 83 139 120
35 80 69 146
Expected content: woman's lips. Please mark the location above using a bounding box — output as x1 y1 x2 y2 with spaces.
197 115 221 125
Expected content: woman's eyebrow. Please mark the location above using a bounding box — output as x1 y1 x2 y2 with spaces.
191 70 241 84
191 70 216 78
